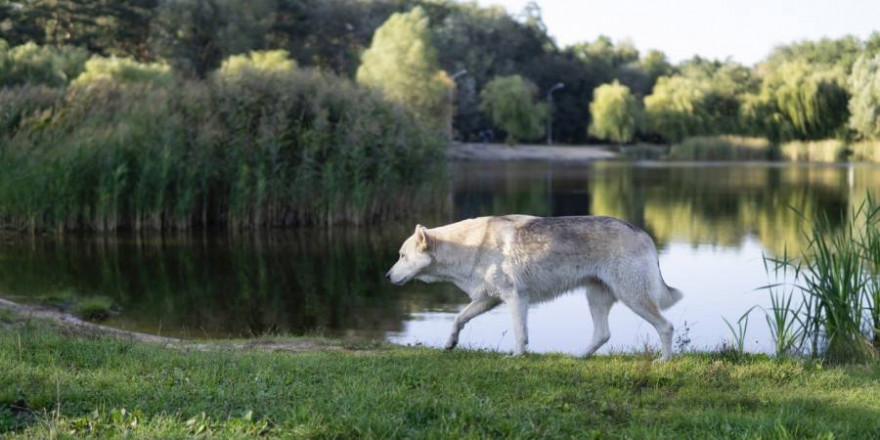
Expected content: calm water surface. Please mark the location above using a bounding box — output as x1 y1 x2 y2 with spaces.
2 161 877 354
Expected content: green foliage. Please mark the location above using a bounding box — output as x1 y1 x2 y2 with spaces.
150 0 276 78
0 85 64 138
0 64 446 231
0 42 88 87
73 56 172 86
848 54 880 140
588 80 640 143
72 296 115 321
357 7 452 133
762 62 849 141
766 200 880 362
479 75 547 143
216 50 297 80
644 59 757 142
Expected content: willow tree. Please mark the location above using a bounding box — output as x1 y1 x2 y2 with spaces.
762 61 849 141
356 7 452 133
849 54 880 140
589 80 640 143
479 75 547 144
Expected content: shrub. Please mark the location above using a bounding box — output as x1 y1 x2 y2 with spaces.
73 56 172 86
73 296 115 321
668 136 773 161
216 50 297 80
0 42 88 86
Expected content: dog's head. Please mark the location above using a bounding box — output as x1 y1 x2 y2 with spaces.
386 224 434 286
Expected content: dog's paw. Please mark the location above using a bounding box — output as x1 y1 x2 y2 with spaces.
653 356 671 364
444 340 457 351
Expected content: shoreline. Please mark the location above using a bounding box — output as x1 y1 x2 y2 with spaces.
448 142 619 163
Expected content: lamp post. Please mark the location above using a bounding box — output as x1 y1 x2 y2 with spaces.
546 82 564 145
447 69 468 139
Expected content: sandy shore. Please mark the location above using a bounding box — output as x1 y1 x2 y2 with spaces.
448 142 618 163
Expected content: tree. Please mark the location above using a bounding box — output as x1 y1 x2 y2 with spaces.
589 80 640 144
356 7 452 133
479 75 546 144
848 54 880 140
150 0 275 78
763 61 849 140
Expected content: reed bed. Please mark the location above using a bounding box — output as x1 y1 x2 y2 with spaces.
667 135 774 161
0 69 447 232
778 139 848 163
763 198 880 362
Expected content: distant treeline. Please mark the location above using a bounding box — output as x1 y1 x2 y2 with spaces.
4 0 880 145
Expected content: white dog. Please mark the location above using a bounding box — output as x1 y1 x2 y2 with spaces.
386 215 682 360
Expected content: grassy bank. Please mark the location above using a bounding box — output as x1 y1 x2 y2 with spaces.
2 318 880 439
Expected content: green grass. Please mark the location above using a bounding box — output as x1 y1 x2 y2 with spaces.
2 320 880 439
71 296 115 321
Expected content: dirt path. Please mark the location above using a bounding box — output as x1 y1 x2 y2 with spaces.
0 297 364 354
449 143 618 163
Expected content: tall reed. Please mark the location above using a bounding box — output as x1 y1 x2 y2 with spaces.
0 67 447 232
765 199 880 362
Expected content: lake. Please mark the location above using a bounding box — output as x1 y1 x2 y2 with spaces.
1 161 877 354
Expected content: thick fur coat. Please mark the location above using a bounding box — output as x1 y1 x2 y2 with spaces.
386 215 682 360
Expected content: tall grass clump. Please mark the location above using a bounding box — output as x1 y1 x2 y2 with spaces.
765 199 880 362
849 141 880 163
0 56 447 232
779 139 848 162
667 135 774 161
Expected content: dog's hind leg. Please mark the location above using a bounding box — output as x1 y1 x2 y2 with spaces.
621 295 675 362
506 294 529 356
445 297 501 350
584 284 615 357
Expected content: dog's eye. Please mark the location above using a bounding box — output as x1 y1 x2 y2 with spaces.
399 252 405 259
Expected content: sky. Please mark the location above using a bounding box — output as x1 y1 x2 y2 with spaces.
472 0 880 65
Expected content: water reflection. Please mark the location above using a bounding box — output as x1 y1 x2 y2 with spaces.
1 162 879 353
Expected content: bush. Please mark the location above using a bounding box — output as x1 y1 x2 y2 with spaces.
779 140 848 162
216 50 297 80
73 296 115 321
668 136 773 161
0 42 88 86
74 56 173 86
0 64 447 231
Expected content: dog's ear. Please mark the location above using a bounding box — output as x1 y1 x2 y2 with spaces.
415 224 430 251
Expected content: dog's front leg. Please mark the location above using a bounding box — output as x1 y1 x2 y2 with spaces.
445 298 501 350
506 294 529 356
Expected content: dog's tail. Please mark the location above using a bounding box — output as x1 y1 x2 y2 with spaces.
659 284 683 310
